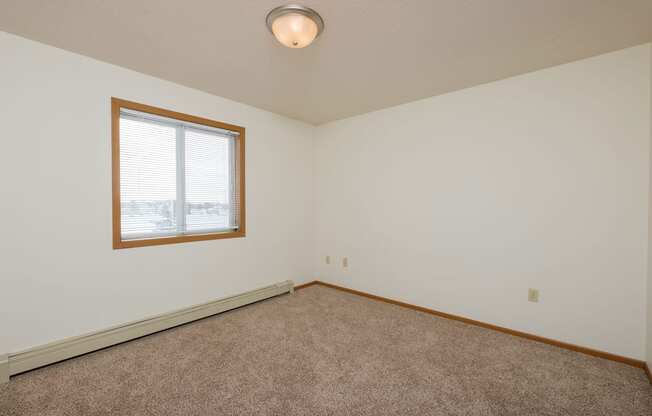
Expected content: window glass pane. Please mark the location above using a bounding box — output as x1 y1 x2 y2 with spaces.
120 117 177 239
184 128 234 233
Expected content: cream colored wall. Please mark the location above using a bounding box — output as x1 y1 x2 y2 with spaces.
0 32 315 353
314 45 651 360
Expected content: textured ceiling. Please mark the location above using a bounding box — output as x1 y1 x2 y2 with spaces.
1 0 651 124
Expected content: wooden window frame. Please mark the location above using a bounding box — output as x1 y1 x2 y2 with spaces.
111 97 246 249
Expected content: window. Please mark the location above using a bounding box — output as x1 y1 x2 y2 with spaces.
112 98 245 248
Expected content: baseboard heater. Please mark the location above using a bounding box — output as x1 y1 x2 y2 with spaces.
1 280 294 382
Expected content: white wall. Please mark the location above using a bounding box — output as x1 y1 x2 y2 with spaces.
314 45 651 360
0 32 314 353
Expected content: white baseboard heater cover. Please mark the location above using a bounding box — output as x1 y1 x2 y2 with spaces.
5 280 294 380
0 354 8 383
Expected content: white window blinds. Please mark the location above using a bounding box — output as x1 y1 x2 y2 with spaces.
119 109 239 240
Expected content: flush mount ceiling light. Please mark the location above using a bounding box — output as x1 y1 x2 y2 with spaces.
266 4 324 49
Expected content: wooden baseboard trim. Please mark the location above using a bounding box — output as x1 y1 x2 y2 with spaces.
294 281 320 291
644 363 652 384
300 280 646 370
4 280 294 381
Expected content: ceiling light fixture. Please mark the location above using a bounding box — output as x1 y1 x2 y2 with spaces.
266 4 324 49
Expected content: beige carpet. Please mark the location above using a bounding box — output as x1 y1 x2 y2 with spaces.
1 285 651 415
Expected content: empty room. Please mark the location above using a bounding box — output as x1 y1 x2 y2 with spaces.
1 1 652 415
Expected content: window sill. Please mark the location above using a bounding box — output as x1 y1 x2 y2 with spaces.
113 230 246 249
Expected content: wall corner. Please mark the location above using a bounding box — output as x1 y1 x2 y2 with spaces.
646 41 652 371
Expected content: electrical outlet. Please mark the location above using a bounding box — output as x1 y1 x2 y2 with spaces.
342 257 349 269
528 288 539 303
325 255 331 265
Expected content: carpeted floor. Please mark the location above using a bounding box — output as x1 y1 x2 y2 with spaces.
1 285 651 415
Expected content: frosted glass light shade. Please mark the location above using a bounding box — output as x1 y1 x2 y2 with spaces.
272 13 319 48
266 5 324 49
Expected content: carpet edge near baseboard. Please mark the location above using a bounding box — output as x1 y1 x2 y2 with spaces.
3 280 294 381
296 280 648 375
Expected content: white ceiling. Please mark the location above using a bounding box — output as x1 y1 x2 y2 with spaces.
1 0 651 125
